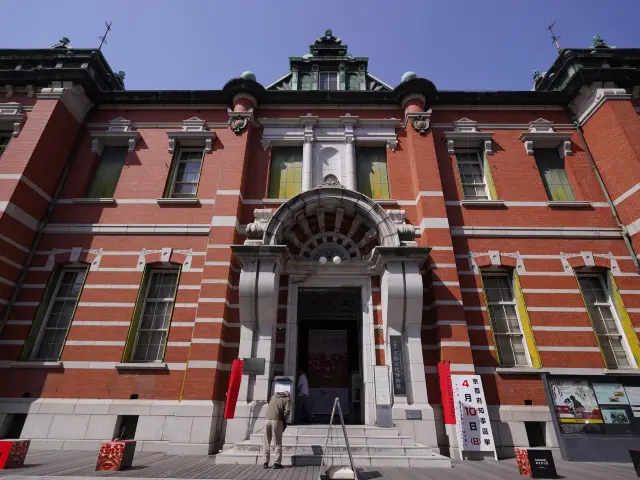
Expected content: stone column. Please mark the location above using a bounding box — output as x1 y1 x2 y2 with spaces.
302 137 313 192
340 115 358 191
345 138 356 191
225 246 287 444
377 247 439 449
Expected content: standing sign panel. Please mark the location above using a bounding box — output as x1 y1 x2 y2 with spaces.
438 361 456 425
451 374 497 459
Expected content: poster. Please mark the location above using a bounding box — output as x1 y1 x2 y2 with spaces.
593 383 629 405
601 408 630 424
307 330 349 415
624 386 640 406
451 375 497 458
547 378 603 423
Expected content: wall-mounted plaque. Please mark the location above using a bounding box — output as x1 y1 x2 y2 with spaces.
242 358 265 375
389 335 406 395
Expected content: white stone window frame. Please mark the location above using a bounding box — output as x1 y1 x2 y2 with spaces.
90 117 140 155
166 117 215 154
31 267 87 361
455 149 491 201
445 118 493 155
131 268 179 363
0 102 25 137
518 118 572 157
577 272 636 369
482 270 532 368
166 147 205 199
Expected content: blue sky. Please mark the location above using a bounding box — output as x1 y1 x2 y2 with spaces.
3 1 639 91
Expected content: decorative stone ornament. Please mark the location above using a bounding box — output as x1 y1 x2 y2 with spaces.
410 114 430 134
167 117 215 153
227 110 253 134
0 102 25 137
445 118 494 155
90 117 140 154
245 208 273 245
519 118 573 156
318 174 343 188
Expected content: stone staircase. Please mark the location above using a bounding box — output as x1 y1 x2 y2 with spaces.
215 424 451 468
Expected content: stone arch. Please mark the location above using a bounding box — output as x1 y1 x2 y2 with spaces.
262 186 401 257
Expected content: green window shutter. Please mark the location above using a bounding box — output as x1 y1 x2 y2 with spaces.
347 73 359 91
356 147 390 200
483 152 498 200
300 74 313 91
608 272 640 367
268 147 302 199
534 149 575 201
86 147 128 198
20 267 62 360
512 271 541 368
122 267 152 362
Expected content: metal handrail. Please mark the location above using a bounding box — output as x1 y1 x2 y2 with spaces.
318 397 357 480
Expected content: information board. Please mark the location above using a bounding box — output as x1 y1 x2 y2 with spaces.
389 335 406 395
451 374 497 459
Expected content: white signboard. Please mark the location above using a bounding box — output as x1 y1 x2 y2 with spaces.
451 374 497 459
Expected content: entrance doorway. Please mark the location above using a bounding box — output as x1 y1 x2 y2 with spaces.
297 287 363 424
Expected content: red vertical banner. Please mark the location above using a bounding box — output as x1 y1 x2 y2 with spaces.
438 361 456 424
224 359 244 419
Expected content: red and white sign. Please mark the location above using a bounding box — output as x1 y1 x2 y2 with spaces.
224 359 244 419
451 374 497 459
437 361 456 425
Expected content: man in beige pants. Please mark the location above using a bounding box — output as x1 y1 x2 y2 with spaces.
263 390 291 469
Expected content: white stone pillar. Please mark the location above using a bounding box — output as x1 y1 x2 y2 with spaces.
225 247 286 445
302 138 313 192
382 261 408 406
403 261 428 405
345 137 356 191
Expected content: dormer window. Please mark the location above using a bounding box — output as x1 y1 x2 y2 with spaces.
319 72 338 91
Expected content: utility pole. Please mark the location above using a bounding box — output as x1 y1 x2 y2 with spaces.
547 21 561 52
98 21 112 51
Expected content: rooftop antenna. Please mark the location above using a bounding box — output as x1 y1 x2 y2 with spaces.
547 21 561 52
97 21 112 51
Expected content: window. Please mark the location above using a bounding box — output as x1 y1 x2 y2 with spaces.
534 148 575 201
318 72 338 91
456 152 489 200
167 148 204 198
32 269 86 360
268 146 302 199
132 269 178 362
482 272 528 366
577 273 631 368
86 147 128 198
0 134 10 158
356 147 390 200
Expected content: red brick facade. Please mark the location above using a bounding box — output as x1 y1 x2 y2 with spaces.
0 38 639 460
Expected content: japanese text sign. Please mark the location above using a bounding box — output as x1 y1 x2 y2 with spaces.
451 374 497 458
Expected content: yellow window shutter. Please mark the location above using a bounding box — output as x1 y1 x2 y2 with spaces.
608 272 640 367
512 271 542 368
483 152 498 200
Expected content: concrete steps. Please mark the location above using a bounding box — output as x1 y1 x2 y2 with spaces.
215 425 451 468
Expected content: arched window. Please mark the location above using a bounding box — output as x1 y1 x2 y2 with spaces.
299 73 313 91
347 73 359 91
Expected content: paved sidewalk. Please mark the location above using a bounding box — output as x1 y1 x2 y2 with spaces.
0 450 636 480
